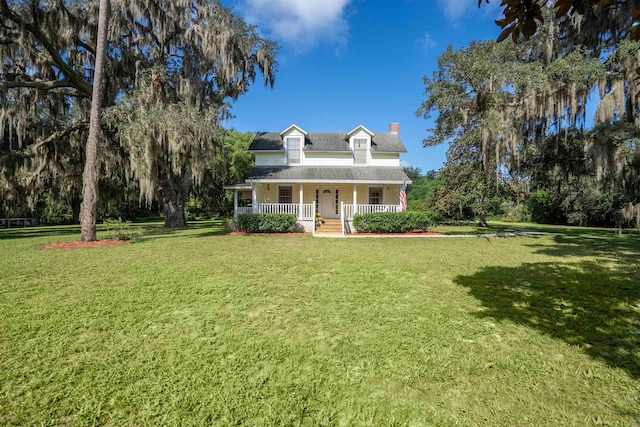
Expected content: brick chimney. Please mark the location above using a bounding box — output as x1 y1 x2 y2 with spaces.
389 122 399 134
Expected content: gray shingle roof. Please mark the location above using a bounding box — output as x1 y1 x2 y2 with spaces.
249 131 407 153
248 166 411 183
304 133 351 152
250 132 283 151
371 133 407 152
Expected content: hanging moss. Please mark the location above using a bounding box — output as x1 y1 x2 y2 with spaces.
1 0 278 220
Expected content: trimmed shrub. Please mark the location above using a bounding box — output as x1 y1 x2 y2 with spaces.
353 211 442 233
221 218 240 233
236 213 297 233
102 218 142 241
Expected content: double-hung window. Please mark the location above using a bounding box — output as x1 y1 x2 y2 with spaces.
354 138 368 164
286 137 301 165
368 187 383 205
279 186 293 204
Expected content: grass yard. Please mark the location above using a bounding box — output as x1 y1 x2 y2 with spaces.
1 222 639 426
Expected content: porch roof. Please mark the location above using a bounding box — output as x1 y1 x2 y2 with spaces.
247 166 411 184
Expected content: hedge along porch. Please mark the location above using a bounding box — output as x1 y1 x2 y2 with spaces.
226 123 412 235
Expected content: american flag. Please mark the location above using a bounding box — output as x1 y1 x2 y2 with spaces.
399 180 407 212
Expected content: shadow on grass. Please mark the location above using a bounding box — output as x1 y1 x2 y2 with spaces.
437 223 517 236
525 226 640 261
135 220 226 240
0 225 80 241
0 220 226 242
455 255 640 378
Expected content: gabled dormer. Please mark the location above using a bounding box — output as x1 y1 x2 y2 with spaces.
280 124 307 166
347 125 374 165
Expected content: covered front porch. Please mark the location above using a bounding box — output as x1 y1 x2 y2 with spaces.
226 181 405 234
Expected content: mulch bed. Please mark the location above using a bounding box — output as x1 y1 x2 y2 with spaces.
40 240 129 249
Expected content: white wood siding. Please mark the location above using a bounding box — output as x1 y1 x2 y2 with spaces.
348 130 371 149
370 152 400 167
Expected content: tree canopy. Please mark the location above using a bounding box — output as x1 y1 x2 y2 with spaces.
417 23 640 227
0 0 277 230
482 0 640 45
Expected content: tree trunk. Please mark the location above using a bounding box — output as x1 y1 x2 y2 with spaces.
478 212 488 227
163 198 186 228
79 0 110 241
158 164 188 228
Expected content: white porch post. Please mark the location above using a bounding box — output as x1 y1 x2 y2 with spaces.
233 190 238 220
352 184 357 218
299 183 304 220
252 185 257 214
312 201 316 236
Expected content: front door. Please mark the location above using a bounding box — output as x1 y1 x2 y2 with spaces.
319 187 338 219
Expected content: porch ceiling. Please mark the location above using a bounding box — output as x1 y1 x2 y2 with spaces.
247 166 411 184
223 183 252 191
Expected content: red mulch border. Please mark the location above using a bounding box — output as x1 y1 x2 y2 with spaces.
40 240 130 249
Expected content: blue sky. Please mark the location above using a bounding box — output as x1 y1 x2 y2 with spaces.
221 0 505 173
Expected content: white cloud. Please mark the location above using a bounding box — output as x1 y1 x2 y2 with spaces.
419 31 437 49
436 0 501 25
436 0 466 23
240 0 352 51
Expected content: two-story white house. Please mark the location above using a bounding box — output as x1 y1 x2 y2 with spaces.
227 123 411 234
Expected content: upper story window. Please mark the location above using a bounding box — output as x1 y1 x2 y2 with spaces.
286 137 301 165
354 138 368 164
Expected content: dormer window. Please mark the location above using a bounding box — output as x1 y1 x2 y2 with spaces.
354 138 368 164
347 125 374 166
286 137 301 165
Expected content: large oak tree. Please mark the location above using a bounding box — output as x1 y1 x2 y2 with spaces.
0 0 277 236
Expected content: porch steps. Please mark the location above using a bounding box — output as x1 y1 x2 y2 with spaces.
316 219 342 234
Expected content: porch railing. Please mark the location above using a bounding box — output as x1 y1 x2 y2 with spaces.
237 203 401 221
342 204 403 219
254 203 315 220
237 207 253 215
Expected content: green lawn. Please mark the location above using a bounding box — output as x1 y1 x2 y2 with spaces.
1 222 638 426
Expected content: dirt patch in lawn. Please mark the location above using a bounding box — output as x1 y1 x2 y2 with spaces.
40 240 130 249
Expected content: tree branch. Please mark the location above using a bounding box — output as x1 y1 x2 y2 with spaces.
57 0 97 56
29 123 89 152
75 36 96 56
0 78 80 93
0 0 94 97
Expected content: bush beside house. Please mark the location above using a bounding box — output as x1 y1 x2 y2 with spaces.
353 212 442 233
236 213 298 233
